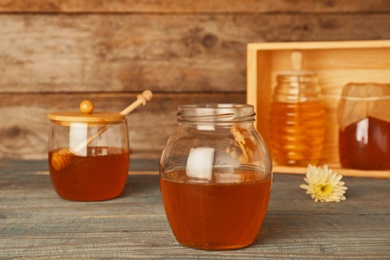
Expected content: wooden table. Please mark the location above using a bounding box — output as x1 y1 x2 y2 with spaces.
1 159 389 258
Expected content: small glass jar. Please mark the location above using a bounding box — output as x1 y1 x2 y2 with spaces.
269 71 326 166
160 104 272 250
338 83 390 170
48 100 129 201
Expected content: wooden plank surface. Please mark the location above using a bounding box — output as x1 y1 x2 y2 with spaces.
0 160 389 258
1 14 390 93
1 0 389 13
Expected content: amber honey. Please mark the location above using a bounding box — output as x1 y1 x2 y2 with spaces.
49 147 129 201
269 100 325 166
159 169 272 250
339 117 390 170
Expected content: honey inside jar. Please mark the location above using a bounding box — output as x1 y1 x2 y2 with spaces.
49 147 129 201
160 168 272 250
269 100 325 166
339 117 390 170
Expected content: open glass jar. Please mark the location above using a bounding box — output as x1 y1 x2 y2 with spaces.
48 100 130 201
160 104 272 250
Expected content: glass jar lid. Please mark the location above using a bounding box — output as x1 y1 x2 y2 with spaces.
48 100 125 124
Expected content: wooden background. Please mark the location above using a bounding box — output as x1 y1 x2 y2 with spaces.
1 0 390 160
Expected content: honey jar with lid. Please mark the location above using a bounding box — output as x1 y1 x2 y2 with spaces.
159 104 272 250
48 100 130 201
338 83 390 170
269 66 326 166
268 51 326 167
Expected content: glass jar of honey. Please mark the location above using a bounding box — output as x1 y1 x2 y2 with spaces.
48 100 130 201
338 83 390 170
160 104 272 250
269 71 326 166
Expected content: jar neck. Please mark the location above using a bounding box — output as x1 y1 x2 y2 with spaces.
273 71 321 102
177 104 255 125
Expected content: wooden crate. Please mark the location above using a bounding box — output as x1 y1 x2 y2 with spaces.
247 40 390 178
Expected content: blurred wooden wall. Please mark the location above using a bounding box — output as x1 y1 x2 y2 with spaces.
1 0 390 160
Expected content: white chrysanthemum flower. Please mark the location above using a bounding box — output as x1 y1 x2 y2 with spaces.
300 164 347 202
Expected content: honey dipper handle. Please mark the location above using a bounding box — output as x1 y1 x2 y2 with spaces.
120 90 153 116
72 127 107 153
291 51 303 71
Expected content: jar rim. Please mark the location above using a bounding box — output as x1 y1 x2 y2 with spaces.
177 103 255 123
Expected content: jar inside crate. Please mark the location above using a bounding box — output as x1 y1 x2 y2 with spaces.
269 70 326 166
338 83 390 170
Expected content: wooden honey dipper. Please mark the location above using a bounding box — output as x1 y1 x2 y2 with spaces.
50 90 153 171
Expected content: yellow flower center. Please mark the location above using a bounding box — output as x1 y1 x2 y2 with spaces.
319 184 332 195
